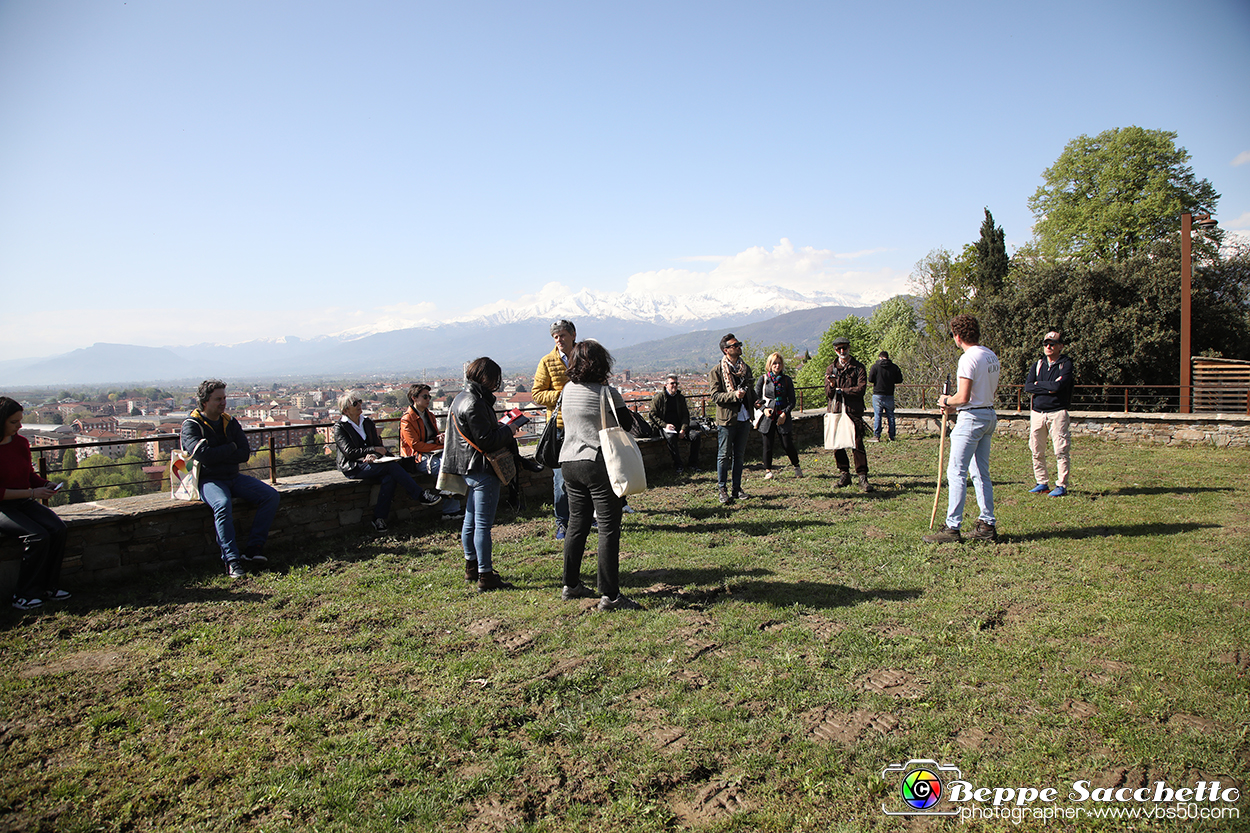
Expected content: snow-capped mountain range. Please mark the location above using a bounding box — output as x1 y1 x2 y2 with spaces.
0 283 881 386
331 284 868 341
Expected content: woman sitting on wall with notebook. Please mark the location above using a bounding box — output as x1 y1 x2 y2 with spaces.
334 390 440 532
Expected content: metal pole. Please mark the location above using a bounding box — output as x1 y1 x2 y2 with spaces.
1181 212 1192 414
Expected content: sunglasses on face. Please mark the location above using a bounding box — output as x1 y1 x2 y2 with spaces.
725 342 742 349
1043 340 1061 347
835 345 848 351
351 400 362 407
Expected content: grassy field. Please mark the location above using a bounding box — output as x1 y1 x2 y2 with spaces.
2 435 1247 831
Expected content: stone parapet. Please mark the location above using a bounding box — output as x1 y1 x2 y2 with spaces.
4 409 1244 595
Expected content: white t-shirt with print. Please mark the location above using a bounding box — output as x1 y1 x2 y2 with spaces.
957 345 1001 410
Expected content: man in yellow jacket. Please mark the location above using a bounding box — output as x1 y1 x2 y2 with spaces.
533 319 575 539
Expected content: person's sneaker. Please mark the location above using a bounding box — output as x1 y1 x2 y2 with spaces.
464 560 479 582
241 546 268 565
477 571 514 592
372 518 388 532
1028 483 1050 494
763 470 774 480
967 520 999 542
419 488 442 505
836 471 852 488
555 524 566 541
718 486 733 505
867 435 880 443
225 559 247 579
733 489 749 501
675 466 684 476
923 526 963 544
621 504 636 515
43 589 71 601
562 583 597 600
441 511 466 522
1048 486 1067 498
597 594 642 611
793 466 804 478
11 596 43 611
858 474 874 493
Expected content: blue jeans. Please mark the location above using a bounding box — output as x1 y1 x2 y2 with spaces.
945 409 996 530
872 394 897 439
551 428 569 528
414 455 463 515
717 420 750 493
462 471 501 574
347 460 424 522
199 474 280 563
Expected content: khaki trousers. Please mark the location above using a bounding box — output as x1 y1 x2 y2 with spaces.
1029 409 1070 488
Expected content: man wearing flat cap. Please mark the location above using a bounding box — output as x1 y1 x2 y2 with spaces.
824 336 872 492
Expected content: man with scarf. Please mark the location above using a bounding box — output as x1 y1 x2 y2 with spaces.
824 336 873 492
709 333 754 505
180 379 281 578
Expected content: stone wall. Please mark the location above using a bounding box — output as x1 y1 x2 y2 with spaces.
4 408 1246 596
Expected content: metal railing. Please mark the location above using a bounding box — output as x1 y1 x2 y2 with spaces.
24 382 1246 504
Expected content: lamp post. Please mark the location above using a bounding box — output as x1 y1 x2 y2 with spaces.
1180 211 1218 413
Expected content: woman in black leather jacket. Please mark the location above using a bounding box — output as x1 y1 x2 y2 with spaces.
334 391 440 532
442 358 520 591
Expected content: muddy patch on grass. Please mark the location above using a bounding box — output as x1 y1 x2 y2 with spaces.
671 782 750 826
954 726 995 750
870 622 920 639
802 707 900 745
1062 699 1098 721
799 614 845 641
19 649 130 679
861 669 925 699
1218 649 1249 674
1168 713 1220 734
467 795 524 832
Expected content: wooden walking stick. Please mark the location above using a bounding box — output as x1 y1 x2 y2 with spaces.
929 375 951 530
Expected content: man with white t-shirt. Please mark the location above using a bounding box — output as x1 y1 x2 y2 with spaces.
924 314 1001 544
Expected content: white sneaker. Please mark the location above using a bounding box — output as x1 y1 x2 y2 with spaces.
763 470 774 480
793 466 804 478
621 505 636 514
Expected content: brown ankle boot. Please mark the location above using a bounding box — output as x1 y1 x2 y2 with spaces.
464 560 479 582
477 571 514 592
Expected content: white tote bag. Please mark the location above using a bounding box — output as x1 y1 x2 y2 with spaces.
169 449 202 501
823 399 857 451
599 387 648 497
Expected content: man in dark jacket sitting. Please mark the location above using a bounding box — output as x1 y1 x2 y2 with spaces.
181 379 280 579
648 375 700 474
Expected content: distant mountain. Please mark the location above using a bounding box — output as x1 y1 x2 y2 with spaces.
612 304 872 371
0 284 883 386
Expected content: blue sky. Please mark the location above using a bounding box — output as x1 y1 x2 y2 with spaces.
2 0 1248 360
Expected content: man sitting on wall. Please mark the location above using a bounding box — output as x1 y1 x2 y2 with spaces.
181 379 280 579
649 374 700 474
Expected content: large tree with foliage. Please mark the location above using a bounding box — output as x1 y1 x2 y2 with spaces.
972 208 1009 297
1028 126 1221 263
981 241 1250 404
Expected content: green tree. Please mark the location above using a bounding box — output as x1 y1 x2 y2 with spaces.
972 208 1009 297
981 240 1250 405
794 315 876 390
1028 126 1221 263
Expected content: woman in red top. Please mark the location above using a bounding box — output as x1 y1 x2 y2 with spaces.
0 397 70 610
